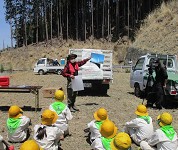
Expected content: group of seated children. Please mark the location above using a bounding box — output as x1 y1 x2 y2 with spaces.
85 107 132 150
0 88 73 150
86 105 178 150
0 89 177 150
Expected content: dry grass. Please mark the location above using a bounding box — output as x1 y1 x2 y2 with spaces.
0 39 130 71
133 0 178 54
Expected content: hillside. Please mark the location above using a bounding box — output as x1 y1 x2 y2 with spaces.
1 1 178 70
131 1 178 54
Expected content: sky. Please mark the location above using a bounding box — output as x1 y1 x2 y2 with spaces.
0 1 14 50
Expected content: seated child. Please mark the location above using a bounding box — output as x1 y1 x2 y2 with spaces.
110 132 132 150
86 108 108 143
140 112 178 150
7 105 31 143
91 120 118 150
20 140 43 150
33 109 64 150
49 89 73 135
124 104 154 145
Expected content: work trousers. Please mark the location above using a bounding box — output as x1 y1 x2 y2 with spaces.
67 81 78 107
147 83 164 107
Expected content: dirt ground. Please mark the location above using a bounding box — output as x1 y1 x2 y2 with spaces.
0 71 178 150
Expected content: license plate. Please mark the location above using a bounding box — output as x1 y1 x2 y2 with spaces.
83 83 92 87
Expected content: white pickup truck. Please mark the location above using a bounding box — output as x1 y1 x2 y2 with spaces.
69 49 113 94
33 58 64 75
130 53 178 100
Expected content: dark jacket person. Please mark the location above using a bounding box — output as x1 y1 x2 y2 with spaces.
147 58 168 109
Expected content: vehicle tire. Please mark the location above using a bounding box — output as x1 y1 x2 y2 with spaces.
38 70 44 75
134 84 141 97
57 69 62 75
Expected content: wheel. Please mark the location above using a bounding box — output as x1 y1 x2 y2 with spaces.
57 69 62 75
134 84 141 97
38 70 44 75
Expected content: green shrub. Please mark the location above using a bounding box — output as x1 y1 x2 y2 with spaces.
0 64 4 73
125 68 131 73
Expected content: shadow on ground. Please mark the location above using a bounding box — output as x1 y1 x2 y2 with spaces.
78 89 110 97
0 106 42 112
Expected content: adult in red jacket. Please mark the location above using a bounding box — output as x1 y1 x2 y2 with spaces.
62 54 91 112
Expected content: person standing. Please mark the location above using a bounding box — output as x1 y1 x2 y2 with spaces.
62 54 91 112
140 112 178 150
147 58 168 109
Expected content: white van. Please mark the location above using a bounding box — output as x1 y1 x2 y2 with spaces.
130 53 178 97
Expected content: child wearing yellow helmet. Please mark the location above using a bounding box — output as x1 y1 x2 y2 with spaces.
49 88 73 136
85 108 108 143
7 105 31 143
20 140 43 150
33 109 64 150
123 104 154 145
140 112 178 150
91 120 118 150
111 132 132 150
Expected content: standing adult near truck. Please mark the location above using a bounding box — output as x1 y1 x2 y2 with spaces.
147 58 168 109
62 54 91 112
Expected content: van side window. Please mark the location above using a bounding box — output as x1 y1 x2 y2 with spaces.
134 58 144 70
37 59 45 65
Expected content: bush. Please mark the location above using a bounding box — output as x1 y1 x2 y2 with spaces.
0 64 4 73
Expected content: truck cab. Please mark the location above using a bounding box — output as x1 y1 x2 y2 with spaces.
33 58 64 75
130 53 178 97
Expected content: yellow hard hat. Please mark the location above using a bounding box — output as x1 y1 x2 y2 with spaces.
135 104 148 116
94 108 108 121
20 140 43 150
54 90 65 101
8 105 23 119
157 112 173 127
41 109 58 125
100 120 118 138
111 132 131 150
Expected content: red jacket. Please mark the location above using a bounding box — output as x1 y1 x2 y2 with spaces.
62 58 89 78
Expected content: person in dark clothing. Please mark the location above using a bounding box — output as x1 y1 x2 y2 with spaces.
62 54 91 112
147 58 168 109
53 59 60 66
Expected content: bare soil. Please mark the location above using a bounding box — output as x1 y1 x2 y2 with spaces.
0 71 178 150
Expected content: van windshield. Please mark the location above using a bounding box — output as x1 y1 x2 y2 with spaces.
149 58 173 68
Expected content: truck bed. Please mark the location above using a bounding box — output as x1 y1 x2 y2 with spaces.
69 49 113 80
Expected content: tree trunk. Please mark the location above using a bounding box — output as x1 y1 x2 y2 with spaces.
36 12 39 44
91 0 94 40
66 1 68 42
57 0 60 39
107 0 110 38
50 0 53 45
59 0 63 39
76 0 78 41
102 0 105 39
84 0 86 41
44 0 48 44
10 18 13 48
